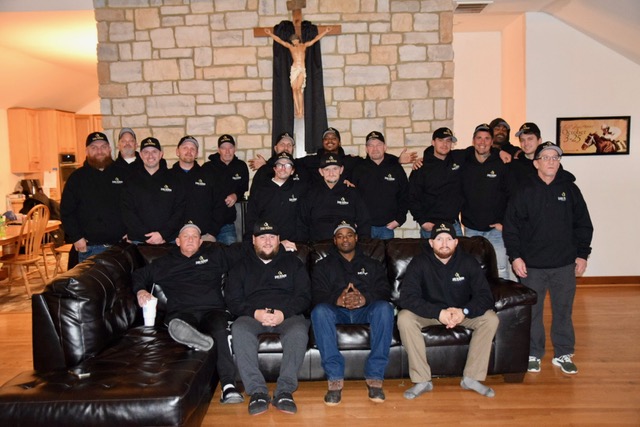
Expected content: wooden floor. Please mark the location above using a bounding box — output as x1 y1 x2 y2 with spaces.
1 285 639 426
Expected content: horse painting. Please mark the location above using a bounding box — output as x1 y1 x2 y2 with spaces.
581 133 622 154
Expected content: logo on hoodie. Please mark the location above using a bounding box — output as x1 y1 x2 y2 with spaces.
195 179 206 186
195 256 209 265
289 194 298 202
384 174 396 182
112 177 124 184
451 272 465 282
337 197 349 206
486 170 497 178
160 184 173 192
232 173 241 181
274 271 287 280
558 191 566 202
357 268 368 276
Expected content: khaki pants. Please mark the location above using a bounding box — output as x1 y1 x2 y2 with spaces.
397 309 499 382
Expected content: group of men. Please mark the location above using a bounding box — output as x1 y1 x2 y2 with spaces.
61 119 593 415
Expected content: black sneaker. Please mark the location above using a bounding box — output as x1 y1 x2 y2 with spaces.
248 392 270 416
168 319 213 352
220 385 244 404
324 389 342 406
272 392 297 414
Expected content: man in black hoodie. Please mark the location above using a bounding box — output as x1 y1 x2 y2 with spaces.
61 132 127 262
203 134 249 245
503 142 593 376
132 223 243 405
121 137 185 244
225 221 311 416
397 222 498 399
351 131 410 240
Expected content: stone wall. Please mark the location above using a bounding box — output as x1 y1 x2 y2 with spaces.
94 0 455 237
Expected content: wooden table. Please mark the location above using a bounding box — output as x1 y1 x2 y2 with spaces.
0 220 61 255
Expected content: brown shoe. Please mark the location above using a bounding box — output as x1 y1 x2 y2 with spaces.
325 379 343 406
366 379 385 403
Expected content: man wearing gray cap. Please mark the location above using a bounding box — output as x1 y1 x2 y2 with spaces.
132 222 243 404
504 141 593 375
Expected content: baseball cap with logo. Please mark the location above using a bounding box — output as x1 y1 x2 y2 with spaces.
253 220 279 236
140 137 162 151
218 134 236 147
178 135 199 149
365 131 385 144
322 127 341 141
319 153 343 168
432 127 458 143
118 128 136 141
515 122 541 138
86 132 109 147
179 222 202 235
277 132 295 145
333 220 357 235
430 222 457 239
473 123 494 137
274 152 294 166
534 141 563 159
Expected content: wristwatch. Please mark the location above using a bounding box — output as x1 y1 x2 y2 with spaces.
462 308 469 316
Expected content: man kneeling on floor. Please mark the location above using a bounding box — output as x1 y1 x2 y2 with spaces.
397 222 499 398
133 222 243 404
311 220 394 405
225 220 311 416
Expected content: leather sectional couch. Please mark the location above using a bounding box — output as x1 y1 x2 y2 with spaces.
0 236 536 426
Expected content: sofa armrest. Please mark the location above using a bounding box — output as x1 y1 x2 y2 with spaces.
490 278 537 311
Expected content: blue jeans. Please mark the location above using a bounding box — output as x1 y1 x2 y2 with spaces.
215 223 237 246
464 227 511 280
78 244 110 263
419 221 463 240
311 301 394 381
371 226 395 240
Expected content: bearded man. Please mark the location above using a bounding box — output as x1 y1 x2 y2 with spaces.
61 132 127 262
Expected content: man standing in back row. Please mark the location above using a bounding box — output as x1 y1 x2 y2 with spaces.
503 141 593 375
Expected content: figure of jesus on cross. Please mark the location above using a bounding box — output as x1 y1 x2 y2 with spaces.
264 26 332 118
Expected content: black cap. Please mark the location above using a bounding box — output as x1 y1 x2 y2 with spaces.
333 220 357 235
365 131 385 144
322 127 341 141
253 220 279 236
430 222 457 239
432 127 457 142
140 137 162 151
473 123 493 137
319 153 343 168
534 141 563 159
218 134 235 147
118 128 136 140
489 118 510 131
515 122 541 138
86 132 109 147
178 135 199 149
277 132 295 145
274 152 294 165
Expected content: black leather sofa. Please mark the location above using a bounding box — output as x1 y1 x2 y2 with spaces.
0 236 536 426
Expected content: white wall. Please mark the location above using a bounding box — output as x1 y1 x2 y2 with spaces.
525 13 640 277
454 13 640 277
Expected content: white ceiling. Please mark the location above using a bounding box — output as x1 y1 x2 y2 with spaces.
0 0 638 111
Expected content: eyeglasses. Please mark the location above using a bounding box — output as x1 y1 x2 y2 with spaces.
275 163 293 169
537 156 561 162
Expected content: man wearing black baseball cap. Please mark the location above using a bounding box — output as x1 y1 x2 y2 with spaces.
226 219 311 415
511 122 544 186
398 221 498 399
310 219 394 405
504 141 593 375
121 136 185 244
61 132 128 262
202 134 249 245
488 118 519 156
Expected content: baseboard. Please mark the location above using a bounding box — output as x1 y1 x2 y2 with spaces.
577 276 640 286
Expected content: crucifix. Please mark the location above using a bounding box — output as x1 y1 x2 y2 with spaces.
254 1 341 117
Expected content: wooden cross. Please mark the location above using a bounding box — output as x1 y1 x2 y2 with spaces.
253 0 341 38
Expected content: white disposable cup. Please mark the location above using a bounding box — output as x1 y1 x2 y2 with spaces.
142 297 158 327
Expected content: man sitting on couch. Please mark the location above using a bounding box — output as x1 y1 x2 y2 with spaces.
397 222 499 398
132 222 244 404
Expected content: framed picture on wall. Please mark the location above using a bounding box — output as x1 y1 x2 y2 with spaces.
556 116 630 156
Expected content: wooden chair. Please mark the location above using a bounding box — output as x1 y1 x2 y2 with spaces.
1 204 50 297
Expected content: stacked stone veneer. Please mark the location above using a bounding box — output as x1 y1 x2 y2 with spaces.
94 0 455 238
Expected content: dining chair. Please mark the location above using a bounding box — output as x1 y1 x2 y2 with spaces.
1 204 50 297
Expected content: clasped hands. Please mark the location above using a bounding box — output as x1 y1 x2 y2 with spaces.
337 283 365 310
255 308 284 327
439 307 466 329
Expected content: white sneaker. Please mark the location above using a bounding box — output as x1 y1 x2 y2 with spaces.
552 354 578 374
528 356 541 372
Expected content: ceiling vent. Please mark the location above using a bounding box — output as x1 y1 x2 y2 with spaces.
455 1 493 14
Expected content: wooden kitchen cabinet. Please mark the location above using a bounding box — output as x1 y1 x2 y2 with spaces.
38 109 78 171
7 108 42 173
74 114 103 164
